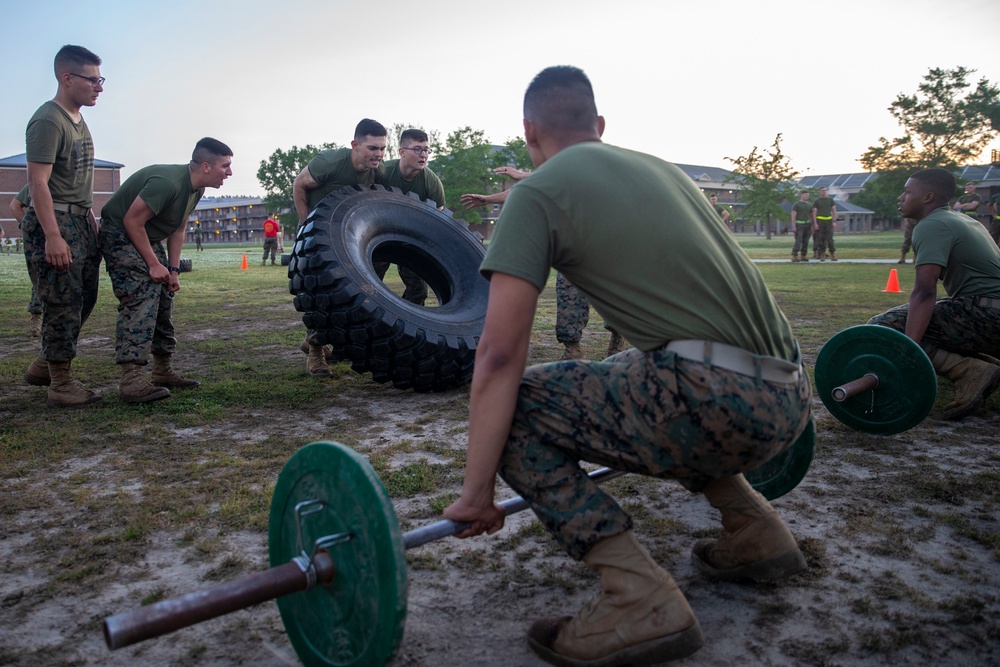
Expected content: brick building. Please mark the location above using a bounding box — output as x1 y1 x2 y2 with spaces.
187 197 271 245
0 153 123 239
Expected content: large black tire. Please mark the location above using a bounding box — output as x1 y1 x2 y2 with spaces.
280 253 291 266
289 185 488 392
178 258 193 273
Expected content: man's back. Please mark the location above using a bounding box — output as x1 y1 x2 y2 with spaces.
913 207 1000 299
483 142 796 359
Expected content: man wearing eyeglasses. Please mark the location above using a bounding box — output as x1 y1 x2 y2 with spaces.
292 118 388 376
376 128 446 305
21 44 105 408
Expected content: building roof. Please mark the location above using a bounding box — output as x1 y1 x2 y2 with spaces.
673 163 737 183
0 153 124 168
797 173 879 190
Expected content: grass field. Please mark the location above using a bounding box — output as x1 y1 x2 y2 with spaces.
0 231 997 667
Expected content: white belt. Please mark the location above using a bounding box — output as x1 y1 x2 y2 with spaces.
665 340 801 384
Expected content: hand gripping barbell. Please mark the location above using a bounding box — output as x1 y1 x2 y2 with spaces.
104 426 815 666
814 325 937 434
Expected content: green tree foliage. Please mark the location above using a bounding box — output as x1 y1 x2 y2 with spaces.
256 143 337 230
495 137 532 171
860 67 1000 174
853 170 909 223
432 127 497 224
726 134 799 240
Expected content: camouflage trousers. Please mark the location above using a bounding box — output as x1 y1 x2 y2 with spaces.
262 237 279 263
100 224 177 364
868 298 1000 359
497 346 813 560
791 224 812 256
900 220 917 253
812 220 836 254
21 209 101 362
373 261 427 306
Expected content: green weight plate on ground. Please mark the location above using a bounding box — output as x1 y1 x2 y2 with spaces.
815 325 936 435
269 442 407 667
745 419 815 500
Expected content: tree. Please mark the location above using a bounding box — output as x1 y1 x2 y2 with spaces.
726 134 799 240
432 127 497 224
257 143 337 230
860 67 1000 174
493 137 532 171
852 169 910 225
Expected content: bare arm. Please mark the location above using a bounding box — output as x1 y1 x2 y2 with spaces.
292 167 319 223
10 198 27 224
121 196 170 286
442 272 539 537
460 189 512 208
493 166 530 181
164 224 185 293
904 263 941 344
27 162 72 270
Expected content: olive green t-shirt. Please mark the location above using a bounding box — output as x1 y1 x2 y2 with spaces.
957 193 981 216
306 147 379 210
482 142 797 359
791 200 812 225
813 197 836 218
101 165 204 243
15 184 30 206
378 159 446 207
25 101 95 208
912 206 1000 298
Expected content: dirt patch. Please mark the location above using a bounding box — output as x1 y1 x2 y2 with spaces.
1 324 999 667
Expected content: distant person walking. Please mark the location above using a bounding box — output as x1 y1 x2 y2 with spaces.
194 221 203 251
811 187 837 261
790 190 813 262
262 217 280 265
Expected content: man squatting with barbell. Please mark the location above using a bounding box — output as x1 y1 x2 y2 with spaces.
868 168 1000 420
442 66 813 666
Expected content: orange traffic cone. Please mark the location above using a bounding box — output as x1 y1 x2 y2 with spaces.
882 268 901 293
241 254 248 270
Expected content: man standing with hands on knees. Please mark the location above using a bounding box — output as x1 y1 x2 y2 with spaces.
443 66 811 666
100 138 233 403
22 45 104 407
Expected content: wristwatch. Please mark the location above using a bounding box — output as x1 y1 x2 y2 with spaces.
168 266 181 274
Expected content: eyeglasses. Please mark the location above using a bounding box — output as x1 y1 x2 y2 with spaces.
401 146 432 156
68 72 106 88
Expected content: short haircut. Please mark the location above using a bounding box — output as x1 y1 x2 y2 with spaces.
523 66 599 135
355 119 387 141
54 45 101 77
400 128 428 145
191 137 233 164
965 181 977 187
800 190 810 196
910 168 957 203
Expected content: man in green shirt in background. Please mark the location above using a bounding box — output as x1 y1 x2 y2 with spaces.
292 119 388 376
869 168 1000 420
790 190 814 262
100 138 233 403
811 186 838 261
377 128 446 305
987 191 1000 247
953 181 981 218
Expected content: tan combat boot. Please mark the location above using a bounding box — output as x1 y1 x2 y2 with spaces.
560 342 584 361
606 332 626 358
24 356 50 386
151 354 201 389
818 251 826 262
46 361 102 408
691 475 806 582
299 340 336 361
528 532 704 666
307 344 332 376
930 349 1000 420
120 362 170 404
829 252 838 261
28 313 41 337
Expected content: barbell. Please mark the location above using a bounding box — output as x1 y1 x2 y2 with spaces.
814 325 937 434
103 425 815 666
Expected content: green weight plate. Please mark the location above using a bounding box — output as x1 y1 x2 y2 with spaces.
815 325 937 435
745 419 815 500
269 442 407 667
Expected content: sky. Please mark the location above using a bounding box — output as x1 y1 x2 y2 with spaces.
4 0 1000 197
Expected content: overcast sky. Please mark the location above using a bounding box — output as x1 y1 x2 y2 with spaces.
5 0 1000 196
